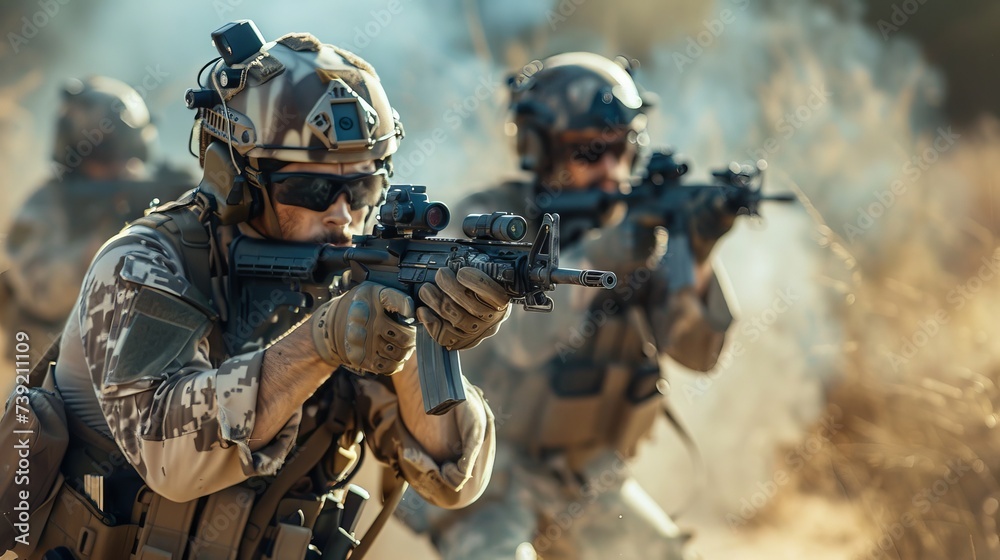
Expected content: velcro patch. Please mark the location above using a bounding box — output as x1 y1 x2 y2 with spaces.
247 51 285 87
105 287 211 387
276 32 322 52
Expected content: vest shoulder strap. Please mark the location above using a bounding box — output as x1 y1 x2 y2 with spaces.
130 201 216 317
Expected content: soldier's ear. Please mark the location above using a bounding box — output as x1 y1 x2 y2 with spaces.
517 125 547 173
511 100 555 174
198 142 260 225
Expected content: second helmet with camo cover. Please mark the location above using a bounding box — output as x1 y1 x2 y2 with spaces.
508 52 653 177
188 22 404 227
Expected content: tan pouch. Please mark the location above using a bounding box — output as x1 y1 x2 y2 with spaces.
262 522 310 560
188 485 256 560
0 368 69 554
610 364 663 457
30 480 137 559
532 362 606 449
6 473 63 558
612 394 662 457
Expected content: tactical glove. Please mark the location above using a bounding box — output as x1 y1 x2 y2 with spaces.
311 281 417 375
416 267 511 351
688 191 737 262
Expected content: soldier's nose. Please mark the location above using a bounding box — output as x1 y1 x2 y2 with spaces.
323 193 352 227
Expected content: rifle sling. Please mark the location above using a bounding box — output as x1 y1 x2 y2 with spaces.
239 419 336 560
661 401 706 519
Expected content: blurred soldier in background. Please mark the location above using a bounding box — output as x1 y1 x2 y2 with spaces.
0 76 191 366
396 52 738 559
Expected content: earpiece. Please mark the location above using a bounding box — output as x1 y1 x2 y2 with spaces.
198 142 261 224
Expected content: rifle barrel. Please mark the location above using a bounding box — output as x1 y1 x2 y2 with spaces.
549 267 617 289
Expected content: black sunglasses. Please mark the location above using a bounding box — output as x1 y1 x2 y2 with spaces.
267 169 388 212
567 140 631 164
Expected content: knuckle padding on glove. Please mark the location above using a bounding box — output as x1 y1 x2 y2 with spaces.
456 268 509 311
435 269 506 324
344 323 367 365
415 306 446 340
313 281 418 375
419 282 471 333
379 285 415 318
412 268 511 351
440 268 503 320
376 335 410 362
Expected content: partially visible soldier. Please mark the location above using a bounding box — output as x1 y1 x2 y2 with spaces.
0 76 190 366
396 53 738 559
15 24 505 560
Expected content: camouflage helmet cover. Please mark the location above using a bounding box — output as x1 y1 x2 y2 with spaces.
53 76 156 167
194 32 403 168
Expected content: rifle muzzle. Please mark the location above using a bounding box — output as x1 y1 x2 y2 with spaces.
549 268 617 289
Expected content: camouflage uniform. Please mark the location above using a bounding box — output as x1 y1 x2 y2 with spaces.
47 209 495 543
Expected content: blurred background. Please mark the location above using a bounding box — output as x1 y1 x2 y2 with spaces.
2 0 999 558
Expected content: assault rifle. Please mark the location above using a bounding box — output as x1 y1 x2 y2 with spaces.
536 149 796 238
227 184 617 415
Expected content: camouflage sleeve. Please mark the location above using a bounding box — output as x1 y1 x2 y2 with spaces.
5 186 96 322
352 374 496 509
75 229 300 503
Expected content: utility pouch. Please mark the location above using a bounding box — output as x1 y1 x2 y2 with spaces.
532 361 606 449
0 365 69 555
0 270 11 326
262 523 310 560
610 363 664 457
31 478 137 559
188 485 256 560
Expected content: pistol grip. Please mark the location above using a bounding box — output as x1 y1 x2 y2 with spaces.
416 324 466 415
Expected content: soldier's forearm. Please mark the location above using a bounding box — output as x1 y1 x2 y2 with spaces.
392 358 462 462
660 267 733 372
694 259 715 301
663 307 727 372
251 322 332 451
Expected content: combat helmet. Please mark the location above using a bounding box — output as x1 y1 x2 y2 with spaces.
507 52 654 177
186 20 405 231
53 76 156 172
